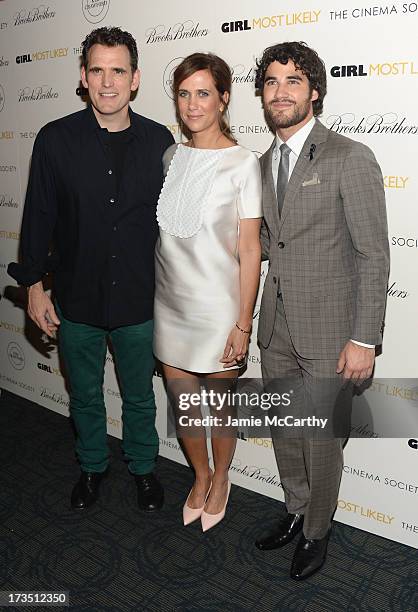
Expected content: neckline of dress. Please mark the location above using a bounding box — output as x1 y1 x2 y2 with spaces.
179 143 240 152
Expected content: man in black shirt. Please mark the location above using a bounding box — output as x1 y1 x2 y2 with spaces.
8 27 174 511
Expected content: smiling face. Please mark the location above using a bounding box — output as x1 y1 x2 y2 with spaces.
263 60 318 138
81 43 139 125
177 69 228 139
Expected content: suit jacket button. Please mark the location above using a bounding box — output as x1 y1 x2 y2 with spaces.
273 276 277 284
278 241 285 249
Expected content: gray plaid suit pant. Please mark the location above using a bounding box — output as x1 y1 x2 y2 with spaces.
260 297 352 539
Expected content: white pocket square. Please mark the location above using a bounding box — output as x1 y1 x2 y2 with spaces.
302 173 321 186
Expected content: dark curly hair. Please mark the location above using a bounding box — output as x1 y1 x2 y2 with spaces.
255 41 326 116
81 27 138 72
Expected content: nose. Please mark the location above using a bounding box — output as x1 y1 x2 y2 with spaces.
101 69 114 88
187 93 199 109
274 81 289 97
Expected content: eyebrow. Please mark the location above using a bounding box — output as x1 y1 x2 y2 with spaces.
178 88 210 92
88 65 127 71
264 74 303 82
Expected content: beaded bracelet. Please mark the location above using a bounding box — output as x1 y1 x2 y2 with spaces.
235 322 252 334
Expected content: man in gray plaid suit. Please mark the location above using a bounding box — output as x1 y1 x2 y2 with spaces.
254 42 389 580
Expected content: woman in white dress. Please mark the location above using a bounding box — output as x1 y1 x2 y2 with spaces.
154 53 262 531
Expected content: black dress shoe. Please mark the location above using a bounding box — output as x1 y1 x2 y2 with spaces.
71 470 106 510
290 531 330 580
255 513 304 550
135 473 164 512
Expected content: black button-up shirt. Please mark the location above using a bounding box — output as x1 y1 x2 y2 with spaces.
8 105 174 328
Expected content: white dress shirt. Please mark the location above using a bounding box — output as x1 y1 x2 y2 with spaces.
271 117 374 349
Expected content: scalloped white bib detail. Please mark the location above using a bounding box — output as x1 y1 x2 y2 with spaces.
157 145 226 238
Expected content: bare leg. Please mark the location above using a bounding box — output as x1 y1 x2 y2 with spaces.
204 369 237 514
163 364 212 509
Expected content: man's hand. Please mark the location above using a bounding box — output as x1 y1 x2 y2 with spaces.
27 281 60 337
336 341 375 383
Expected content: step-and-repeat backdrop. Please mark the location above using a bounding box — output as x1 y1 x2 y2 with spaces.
0 0 417 547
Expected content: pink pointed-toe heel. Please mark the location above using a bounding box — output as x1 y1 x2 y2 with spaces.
201 480 231 532
183 481 212 526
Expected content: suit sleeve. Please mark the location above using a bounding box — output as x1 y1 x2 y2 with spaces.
260 218 270 261
340 142 390 345
8 126 58 287
258 156 270 261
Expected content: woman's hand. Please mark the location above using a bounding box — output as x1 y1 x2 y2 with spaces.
220 323 251 368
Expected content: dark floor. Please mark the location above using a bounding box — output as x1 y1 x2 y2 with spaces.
0 389 417 612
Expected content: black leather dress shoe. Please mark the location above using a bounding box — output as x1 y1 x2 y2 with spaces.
135 473 164 512
255 513 304 550
290 531 330 580
71 470 106 510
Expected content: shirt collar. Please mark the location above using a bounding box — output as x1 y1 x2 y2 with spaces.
275 116 316 158
84 104 140 140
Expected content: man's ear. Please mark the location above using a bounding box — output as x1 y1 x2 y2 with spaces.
131 69 140 92
81 66 88 89
311 88 319 102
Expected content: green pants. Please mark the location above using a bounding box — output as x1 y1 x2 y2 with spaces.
58 307 159 475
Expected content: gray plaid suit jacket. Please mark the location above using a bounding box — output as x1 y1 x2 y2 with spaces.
258 119 390 359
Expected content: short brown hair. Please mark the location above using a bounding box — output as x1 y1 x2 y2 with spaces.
172 53 235 142
81 26 138 72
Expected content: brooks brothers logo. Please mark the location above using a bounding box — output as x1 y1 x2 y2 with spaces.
16 48 69 64
13 6 56 26
0 56 9 68
331 61 418 77
230 458 282 487
82 0 110 24
231 63 256 85
0 131 13 140
343 465 418 494
0 84 5 112
330 3 418 21
221 10 321 32
337 499 394 525
145 20 208 44
7 342 25 370
40 386 69 408
326 113 418 135
387 281 408 299
0 195 18 208
163 57 183 98
18 86 59 102
391 236 418 247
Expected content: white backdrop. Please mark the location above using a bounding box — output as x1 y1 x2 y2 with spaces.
0 0 417 548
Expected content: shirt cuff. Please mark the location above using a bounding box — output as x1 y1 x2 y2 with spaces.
7 262 45 287
350 339 375 349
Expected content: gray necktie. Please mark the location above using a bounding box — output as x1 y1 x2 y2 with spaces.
276 143 291 215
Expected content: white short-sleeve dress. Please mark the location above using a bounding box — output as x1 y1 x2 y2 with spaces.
153 143 262 373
